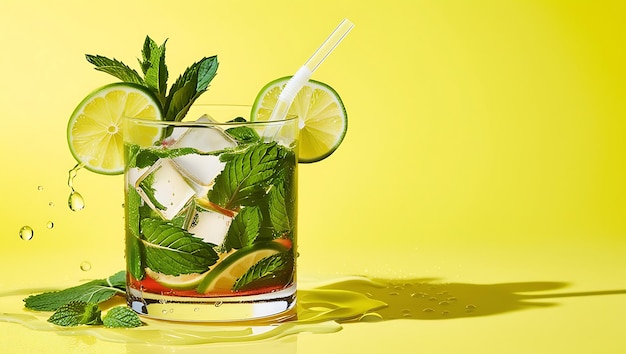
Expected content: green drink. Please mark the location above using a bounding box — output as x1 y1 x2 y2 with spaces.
123 105 299 322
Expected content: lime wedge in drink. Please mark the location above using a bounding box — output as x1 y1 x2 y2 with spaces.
145 268 207 290
67 83 163 175
251 77 347 163
196 241 289 294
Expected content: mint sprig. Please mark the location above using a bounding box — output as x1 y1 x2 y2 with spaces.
85 35 219 123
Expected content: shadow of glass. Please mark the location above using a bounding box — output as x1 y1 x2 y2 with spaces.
311 277 626 321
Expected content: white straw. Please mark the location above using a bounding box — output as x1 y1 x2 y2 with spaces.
267 19 354 123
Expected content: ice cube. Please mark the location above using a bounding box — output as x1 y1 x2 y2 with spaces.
135 159 196 220
186 204 233 246
125 167 148 192
173 115 237 152
173 154 225 189
171 115 238 193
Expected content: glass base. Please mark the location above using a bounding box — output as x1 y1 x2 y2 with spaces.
127 283 297 323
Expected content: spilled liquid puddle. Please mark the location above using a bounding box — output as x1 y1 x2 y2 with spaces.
0 278 385 345
1 276 595 346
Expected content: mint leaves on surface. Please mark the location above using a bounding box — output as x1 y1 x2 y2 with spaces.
48 301 102 327
24 271 143 328
86 35 218 123
23 271 125 311
102 306 143 328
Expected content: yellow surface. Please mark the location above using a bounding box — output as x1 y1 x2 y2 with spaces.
1 0 625 353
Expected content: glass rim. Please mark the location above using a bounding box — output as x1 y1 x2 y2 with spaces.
124 104 298 127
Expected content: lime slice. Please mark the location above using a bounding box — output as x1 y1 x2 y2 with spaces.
67 82 163 175
251 77 347 163
196 242 288 294
145 268 206 290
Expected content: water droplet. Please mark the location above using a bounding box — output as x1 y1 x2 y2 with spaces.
214 301 223 307
46 221 54 229
442 311 450 316
422 308 435 313
67 164 85 211
121 203 125 208
428 297 438 301
465 304 477 310
162 309 168 314
364 292 373 298
19 226 34 241
194 307 200 312
37 185 44 191
411 292 428 298
48 201 54 207
388 292 400 296
68 191 85 211
80 261 92 271
447 296 457 301
402 313 412 318
169 308 174 313
358 313 383 322
438 301 450 306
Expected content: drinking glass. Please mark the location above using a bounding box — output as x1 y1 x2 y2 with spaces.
123 105 298 322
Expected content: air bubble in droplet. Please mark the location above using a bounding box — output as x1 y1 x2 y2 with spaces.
80 261 92 271
19 226 34 241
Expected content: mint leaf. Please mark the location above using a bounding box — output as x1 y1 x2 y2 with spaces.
208 142 285 210
85 55 145 85
139 36 168 104
103 306 143 328
232 252 292 291
223 206 262 251
164 56 219 122
140 218 218 275
23 271 126 311
138 171 167 211
268 180 292 234
126 188 145 280
47 301 102 327
226 126 261 144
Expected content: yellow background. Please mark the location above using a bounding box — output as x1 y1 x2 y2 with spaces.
1 0 625 353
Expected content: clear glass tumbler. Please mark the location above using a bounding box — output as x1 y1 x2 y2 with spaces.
123 105 298 322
